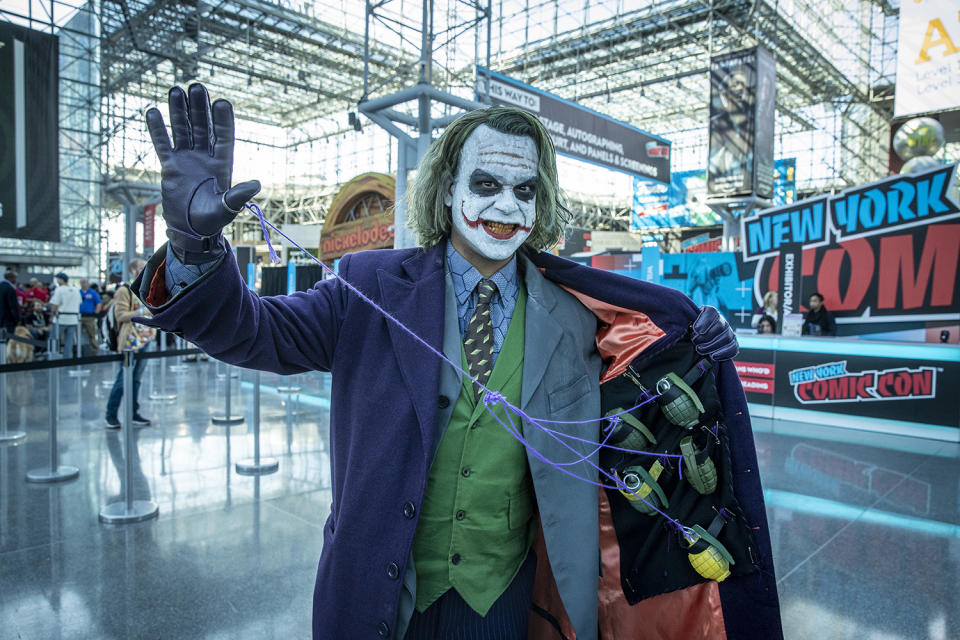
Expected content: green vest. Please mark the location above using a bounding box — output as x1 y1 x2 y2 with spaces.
412 287 535 615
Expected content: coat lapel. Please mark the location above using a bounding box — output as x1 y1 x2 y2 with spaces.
520 255 563 410
377 245 447 460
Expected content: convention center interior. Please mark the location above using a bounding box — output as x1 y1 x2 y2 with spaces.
1 0 958 638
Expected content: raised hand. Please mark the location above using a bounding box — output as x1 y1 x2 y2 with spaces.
145 83 261 264
691 306 738 361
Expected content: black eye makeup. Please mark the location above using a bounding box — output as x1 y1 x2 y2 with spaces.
513 180 537 202
469 170 502 196
467 169 537 202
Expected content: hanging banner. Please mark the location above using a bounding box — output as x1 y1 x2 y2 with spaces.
707 47 776 198
0 22 60 242
478 67 671 184
895 0 960 117
143 203 156 254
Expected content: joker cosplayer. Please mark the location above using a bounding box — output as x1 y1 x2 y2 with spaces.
138 84 782 639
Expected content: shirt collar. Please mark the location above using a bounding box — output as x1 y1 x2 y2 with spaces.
445 239 519 305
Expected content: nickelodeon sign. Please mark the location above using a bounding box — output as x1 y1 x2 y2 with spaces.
320 173 396 261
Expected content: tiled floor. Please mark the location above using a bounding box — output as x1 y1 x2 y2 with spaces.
1 358 957 639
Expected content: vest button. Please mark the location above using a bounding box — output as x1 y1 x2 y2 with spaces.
438 395 450 409
377 620 391 637
456 509 466 521
387 562 400 579
402 501 416 519
451 553 462 565
461 467 471 477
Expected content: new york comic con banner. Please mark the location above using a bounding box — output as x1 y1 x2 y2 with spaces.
740 164 960 332
734 346 960 428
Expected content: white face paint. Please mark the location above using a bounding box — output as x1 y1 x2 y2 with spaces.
445 125 538 264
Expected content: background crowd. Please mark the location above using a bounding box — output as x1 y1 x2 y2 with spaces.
1 268 117 360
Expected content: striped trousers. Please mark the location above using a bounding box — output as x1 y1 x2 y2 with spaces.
404 550 537 640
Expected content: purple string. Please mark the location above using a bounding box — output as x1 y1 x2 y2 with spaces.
247 203 281 263
249 207 688 533
483 392 686 531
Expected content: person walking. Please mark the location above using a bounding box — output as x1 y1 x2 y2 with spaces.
49 273 82 358
104 259 155 429
78 278 103 355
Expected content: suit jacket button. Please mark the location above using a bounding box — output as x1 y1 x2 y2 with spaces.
451 553 462 565
377 620 390 637
387 562 399 579
438 395 450 409
402 501 416 519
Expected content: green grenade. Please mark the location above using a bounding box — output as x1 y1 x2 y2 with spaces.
679 436 717 494
605 408 657 452
656 372 705 429
681 525 734 582
616 461 669 515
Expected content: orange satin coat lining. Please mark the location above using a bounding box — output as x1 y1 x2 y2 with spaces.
597 489 728 640
527 494 728 640
559 288 667 384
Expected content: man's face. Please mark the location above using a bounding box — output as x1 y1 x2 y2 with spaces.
809 295 822 311
79 279 89 290
445 125 538 263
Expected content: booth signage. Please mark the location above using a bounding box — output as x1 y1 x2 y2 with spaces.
321 214 393 258
739 164 960 329
736 348 959 428
477 67 671 184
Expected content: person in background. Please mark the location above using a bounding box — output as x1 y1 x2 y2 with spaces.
757 314 776 334
78 278 103 355
802 292 836 337
49 273 83 358
24 278 49 305
26 300 49 341
751 291 778 331
104 259 154 429
13 276 27 315
0 270 19 334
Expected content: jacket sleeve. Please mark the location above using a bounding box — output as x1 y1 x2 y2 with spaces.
131 241 348 375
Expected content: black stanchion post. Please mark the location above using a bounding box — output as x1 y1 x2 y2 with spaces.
212 363 244 425
26 356 79 482
236 370 278 475
0 339 27 445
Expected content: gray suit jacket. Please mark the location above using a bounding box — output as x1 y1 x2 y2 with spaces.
397 253 602 640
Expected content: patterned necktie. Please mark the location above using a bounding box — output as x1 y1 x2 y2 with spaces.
464 279 498 401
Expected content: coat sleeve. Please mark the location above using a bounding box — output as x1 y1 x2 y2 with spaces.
132 242 350 375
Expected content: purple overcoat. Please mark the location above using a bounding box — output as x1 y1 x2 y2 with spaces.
134 241 781 639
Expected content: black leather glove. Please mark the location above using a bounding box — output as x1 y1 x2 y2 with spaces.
691 306 739 361
145 83 261 265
